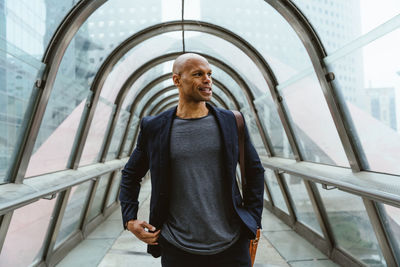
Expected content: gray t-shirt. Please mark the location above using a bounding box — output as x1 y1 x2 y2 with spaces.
161 113 241 255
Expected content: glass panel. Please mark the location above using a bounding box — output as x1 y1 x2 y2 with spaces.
122 61 174 111
106 109 130 160
185 0 313 82
0 49 43 183
254 95 294 159
282 174 322 235
106 171 122 207
378 203 400 262
241 108 267 157
279 72 349 167
211 65 248 109
0 196 57 266
79 98 114 166
326 29 400 175
55 181 92 248
88 173 112 222
2 1 77 61
145 94 179 117
212 85 236 110
135 80 175 116
185 31 269 98
100 32 181 104
317 186 385 266
264 168 288 214
293 0 400 54
26 5 181 177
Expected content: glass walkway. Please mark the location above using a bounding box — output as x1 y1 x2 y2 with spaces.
0 0 400 266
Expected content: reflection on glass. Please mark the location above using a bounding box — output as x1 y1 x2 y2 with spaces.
378 203 400 261
317 186 385 266
254 96 294 159
79 98 114 166
55 181 91 248
264 168 288 214
106 172 122 207
293 0 400 54
279 73 349 167
88 173 112 222
282 174 322 235
25 1 181 177
326 29 400 175
0 52 41 183
0 196 57 266
2 1 76 60
184 0 312 82
106 110 130 160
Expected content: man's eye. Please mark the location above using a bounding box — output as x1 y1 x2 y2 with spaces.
208 73 212 77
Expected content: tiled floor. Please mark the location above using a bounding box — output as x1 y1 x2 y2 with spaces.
56 178 339 266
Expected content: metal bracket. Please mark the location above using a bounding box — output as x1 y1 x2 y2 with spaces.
43 193 57 200
325 72 335 82
322 184 337 190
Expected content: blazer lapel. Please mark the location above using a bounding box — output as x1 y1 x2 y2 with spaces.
158 107 177 184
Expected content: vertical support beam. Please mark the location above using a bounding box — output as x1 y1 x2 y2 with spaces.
0 212 13 253
304 180 334 255
266 0 363 171
274 170 296 225
43 189 71 264
363 198 398 267
98 104 117 163
80 178 99 237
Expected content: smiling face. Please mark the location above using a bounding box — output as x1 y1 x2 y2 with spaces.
173 54 213 104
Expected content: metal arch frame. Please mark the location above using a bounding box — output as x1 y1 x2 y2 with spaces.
267 1 397 265
267 0 363 172
146 90 228 117
153 100 180 116
96 54 241 163
70 21 283 170
118 74 240 158
7 0 107 184
111 52 273 158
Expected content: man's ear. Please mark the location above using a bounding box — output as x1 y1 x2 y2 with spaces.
172 73 180 87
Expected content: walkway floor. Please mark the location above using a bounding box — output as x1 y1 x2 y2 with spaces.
56 178 339 267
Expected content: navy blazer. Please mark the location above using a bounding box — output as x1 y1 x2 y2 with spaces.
119 104 265 257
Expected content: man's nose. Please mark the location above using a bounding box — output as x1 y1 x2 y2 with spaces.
203 75 211 84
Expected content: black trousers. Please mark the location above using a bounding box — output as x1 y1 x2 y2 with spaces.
158 234 251 267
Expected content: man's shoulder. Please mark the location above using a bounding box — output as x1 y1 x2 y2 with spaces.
141 107 175 129
210 105 236 121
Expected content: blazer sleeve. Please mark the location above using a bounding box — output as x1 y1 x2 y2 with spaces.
119 118 150 228
242 115 265 228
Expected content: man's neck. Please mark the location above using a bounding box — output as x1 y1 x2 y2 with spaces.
176 101 209 119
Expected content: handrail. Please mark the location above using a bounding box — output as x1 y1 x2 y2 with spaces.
0 158 127 215
261 156 400 208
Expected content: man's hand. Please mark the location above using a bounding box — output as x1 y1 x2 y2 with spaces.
127 220 160 245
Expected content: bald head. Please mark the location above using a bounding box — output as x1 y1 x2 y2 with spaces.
172 53 209 74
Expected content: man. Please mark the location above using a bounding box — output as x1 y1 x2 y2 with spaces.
119 53 264 267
